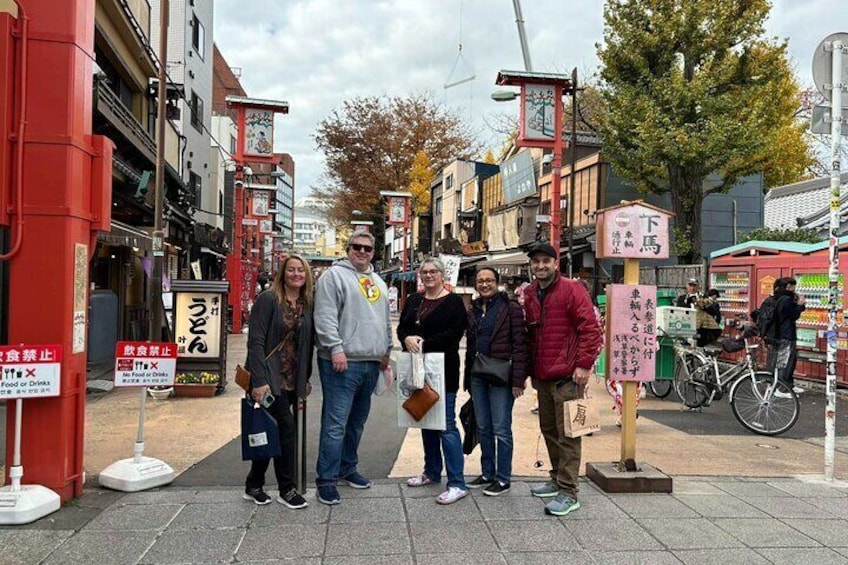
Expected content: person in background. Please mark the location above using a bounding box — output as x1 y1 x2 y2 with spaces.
243 255 314 510
523 243 603 517
313 231 392 505
771 277 806 397
676 278 701 308
464 267 527 496
398 257 469 505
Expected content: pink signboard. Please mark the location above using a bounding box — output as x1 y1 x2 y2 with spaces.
596 203 670 259
606 284 657 382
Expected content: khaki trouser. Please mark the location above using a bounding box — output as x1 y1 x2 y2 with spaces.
535 378 583 499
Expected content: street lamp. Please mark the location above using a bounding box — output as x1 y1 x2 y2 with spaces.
379 191 413 308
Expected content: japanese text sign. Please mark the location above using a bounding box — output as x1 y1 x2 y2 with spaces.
0 345 62 399
606 284 657 382
521 83 556 141
387 196 409 226
175 292 223 358
244 108 274 157
500 150 537 204
114 342 177 387
596 202 671 259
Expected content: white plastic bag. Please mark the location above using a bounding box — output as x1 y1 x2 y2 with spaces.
374 366 394 396
396 352 425 391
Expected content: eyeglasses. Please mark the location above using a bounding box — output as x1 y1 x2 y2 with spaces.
476 279 497 285
420 269 442 276
349 243 373 253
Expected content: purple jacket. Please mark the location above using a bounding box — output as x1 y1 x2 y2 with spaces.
464 292 528 388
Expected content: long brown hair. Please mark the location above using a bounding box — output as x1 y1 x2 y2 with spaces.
273 254 314 309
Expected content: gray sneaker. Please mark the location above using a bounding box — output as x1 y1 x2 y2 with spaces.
530 481 558 498
544 494 580 516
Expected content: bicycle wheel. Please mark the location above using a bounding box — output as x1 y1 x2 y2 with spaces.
649 379 673 398
731 371 799 436
673 354 708 408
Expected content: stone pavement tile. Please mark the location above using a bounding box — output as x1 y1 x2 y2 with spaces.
338 483 401 498
588 551 683 564
75 488 127 509
83 503 183 531
192 488 244 504
5 504 102 531
325 521 410 556
416 554 504 565
711 518 821 548
120 489 199 505
401 482 449 499
808 497 848 518
637 518 744 550
329 497 405 523
673 495 768 518
167 501 255 530
767 480 848 498
756 547 848 564
670 481 727 496
238 524 325 560
0 530 73 565
555 495 630 520
743 495 835 519
324 557 412 565
609 494 699 519
42 531 156 565
564 520 662 551
475 493 548 521
781 518 848 546
711 481 790 498
409 521 496 554
239 560 320 565
251 502 329 526
577 479 606 496
139 529 244 564
504 550 594 564
672 548 770 565
404 495 483 522
488 519 573 553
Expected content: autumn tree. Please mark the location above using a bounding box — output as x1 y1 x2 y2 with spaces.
597 0 814 263
407 150 433 214
312 93 480 225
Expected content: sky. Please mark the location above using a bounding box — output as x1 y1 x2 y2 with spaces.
212 0 848 199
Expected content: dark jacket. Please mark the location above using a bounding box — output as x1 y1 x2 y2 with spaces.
464 292 528 388
397 292 468 394
523 276 602 381
774 289 804 342
246 290 315 399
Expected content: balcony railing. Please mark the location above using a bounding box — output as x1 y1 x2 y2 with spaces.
94 80 156 163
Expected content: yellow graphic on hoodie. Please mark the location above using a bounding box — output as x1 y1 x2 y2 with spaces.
359 275 381 303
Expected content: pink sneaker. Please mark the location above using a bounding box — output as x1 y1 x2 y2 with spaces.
436 487 468 505
406 475 431 487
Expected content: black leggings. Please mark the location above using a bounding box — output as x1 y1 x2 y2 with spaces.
246 392 296 494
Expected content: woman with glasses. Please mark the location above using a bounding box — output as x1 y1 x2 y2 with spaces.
464 267 527 495
397 257 469 504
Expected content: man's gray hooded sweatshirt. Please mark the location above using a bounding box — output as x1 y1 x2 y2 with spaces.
314 258 393 361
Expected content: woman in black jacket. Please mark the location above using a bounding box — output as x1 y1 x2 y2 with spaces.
397 257 469 505
244 254 315 509
464 268 527 495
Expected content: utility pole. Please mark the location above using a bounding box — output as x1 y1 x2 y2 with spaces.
150 0 168 342
567 67 578 277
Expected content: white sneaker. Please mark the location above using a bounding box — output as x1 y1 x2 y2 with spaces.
436 487 468 505
792 386 805 394
773 390 793 399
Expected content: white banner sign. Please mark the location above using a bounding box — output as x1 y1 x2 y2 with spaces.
0 345 62 399
174 292 223 358
114 342 177 387
439 254 461 292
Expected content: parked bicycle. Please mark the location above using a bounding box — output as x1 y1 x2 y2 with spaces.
668 324 800 436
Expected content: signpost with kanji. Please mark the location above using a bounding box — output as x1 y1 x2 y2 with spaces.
606 285 658 382
114 342 177 387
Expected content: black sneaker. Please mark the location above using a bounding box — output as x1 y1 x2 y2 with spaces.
278 488 308 509
243 487 272 505
467 475 491 489
483 481 510 496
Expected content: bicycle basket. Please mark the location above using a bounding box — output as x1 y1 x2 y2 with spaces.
720 337 745 354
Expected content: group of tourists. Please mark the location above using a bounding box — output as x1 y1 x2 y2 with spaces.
241 231 603 517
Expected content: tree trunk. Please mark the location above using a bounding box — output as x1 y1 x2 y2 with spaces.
668 165 705 264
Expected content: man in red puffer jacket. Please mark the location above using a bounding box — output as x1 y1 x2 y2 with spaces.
522 243 603 517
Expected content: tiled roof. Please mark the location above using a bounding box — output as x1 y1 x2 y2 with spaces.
764 173 848 229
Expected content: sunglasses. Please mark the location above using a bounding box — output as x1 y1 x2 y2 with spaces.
349 243 374 253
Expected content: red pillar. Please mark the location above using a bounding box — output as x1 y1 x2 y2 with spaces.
4 0 110 501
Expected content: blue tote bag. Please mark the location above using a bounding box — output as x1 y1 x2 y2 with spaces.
241 397 282 460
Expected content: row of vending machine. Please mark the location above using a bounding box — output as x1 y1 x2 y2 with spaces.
708 237 848 384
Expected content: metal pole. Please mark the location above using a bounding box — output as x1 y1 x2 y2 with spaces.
550 85 563 265
134 387 146 463
567 68 578 278
10 398 23 491
296 398 306 494
150 0 168 342
825 39 843 481
511 0 533 71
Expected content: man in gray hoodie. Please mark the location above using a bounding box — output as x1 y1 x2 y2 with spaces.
313 230 393 505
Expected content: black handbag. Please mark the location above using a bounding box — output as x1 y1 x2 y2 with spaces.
471 353 512 386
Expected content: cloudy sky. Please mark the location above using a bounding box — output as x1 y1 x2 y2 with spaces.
213 0 847 199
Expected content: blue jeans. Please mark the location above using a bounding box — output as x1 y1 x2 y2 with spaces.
316 358 379 487
469 377 515 484
421 392 466 489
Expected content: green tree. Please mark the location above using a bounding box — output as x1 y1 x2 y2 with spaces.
739 227 821 244
597 0 813 263
312 93 480 225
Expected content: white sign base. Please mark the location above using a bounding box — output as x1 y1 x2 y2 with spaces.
99 442 174 492
0 484 61 525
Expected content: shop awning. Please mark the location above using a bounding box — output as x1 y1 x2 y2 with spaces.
97 220 152 250
477 250 528 267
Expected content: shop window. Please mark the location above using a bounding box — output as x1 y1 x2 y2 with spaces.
190 91 204 132
190 172 202 208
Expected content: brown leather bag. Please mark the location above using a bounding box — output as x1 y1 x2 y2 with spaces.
402 383 440 421
234 341 285 392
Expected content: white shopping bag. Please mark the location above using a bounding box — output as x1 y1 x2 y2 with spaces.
396 352 446 431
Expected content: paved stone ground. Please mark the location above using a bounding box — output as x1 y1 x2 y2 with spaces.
4 475 848 564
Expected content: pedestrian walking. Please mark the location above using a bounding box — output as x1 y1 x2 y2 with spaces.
398 257 469 505
522 243 603 516
313 231 393 505
464 267 527 496
243 255 314 509
768 277 806 397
